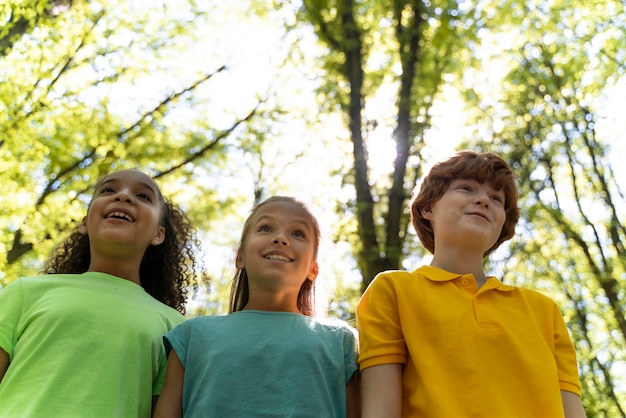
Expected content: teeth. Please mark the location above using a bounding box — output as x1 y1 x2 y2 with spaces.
106 211 134 222
265 254 291 262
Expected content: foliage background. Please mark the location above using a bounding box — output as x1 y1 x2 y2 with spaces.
1 0 625 415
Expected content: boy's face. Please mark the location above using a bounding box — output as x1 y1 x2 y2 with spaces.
422 178 506 255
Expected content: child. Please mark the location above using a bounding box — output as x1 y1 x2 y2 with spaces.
356 151 586 418
0 168 201 418
154 196 360 418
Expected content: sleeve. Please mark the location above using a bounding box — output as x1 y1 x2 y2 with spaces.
0 280 25 359
153 354 168 395
153 316 188 395
552 304 582 396
355 272 407 370
163 319 192 368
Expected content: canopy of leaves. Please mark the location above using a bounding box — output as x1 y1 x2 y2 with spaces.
0 0 285 282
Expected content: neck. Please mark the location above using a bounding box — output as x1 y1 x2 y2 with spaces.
244 289 302 313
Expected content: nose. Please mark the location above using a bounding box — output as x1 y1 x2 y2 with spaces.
474 190 489 207
272 232 288 246
114 189 133 204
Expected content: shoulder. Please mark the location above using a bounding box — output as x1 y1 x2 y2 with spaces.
156 304 185 324
1 274 76 295
367 269 417 288
516 286 563 315
374 269 416 280
511 285 559 305
174 314 230 330
306 317 359 356
312 315 354 328
167 314 255 345
362 269 426 298
308 316 358 338
496 284 564 322
7 274 74 285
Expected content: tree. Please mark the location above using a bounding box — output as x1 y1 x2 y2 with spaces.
0 0 77 56
0 0 277 283
297 0 470 291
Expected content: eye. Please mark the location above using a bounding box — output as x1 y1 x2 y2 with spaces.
100 187 116 194
258 225 272 233
292 230 305 238
137 193 152 202
491 195 504 204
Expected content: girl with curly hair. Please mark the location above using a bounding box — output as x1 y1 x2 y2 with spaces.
0 168 202 418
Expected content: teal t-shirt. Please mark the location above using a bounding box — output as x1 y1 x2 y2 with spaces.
0 272 184 418
166 311 358 417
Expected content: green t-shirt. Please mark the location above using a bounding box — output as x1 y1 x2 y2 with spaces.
0 272 184 418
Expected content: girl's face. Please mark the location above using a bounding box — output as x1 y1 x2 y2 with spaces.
236 200 319 294
81 169 165 256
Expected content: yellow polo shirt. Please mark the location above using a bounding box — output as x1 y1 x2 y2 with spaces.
356 266 581 418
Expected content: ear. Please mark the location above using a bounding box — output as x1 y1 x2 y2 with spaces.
78 217 88 235
235 251 245 269
307 261 319 282
420 206 433 221
150 226 165 246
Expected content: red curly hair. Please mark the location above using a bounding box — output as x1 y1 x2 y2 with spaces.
410 151 520 257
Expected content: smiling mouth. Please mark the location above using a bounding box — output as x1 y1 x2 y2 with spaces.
468 212 489 221
264 254 292 262
105 211 135 222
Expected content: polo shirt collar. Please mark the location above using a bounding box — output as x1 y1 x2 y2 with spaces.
416 265 515 292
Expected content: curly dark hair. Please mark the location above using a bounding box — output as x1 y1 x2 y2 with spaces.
229 196 320 316
410 150 520 258
44 173 202 314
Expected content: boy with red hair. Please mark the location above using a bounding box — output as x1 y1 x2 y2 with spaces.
357 151 585 417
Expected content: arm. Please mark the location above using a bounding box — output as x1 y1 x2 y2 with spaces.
562 390 586 418
346 371 361 418
0 348 9 383
153 350 184 418
550 304 586 418
361 364 402 418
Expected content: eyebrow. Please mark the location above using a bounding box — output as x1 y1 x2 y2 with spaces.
100 178 158 196
455 179 502 191
255 214 313 231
